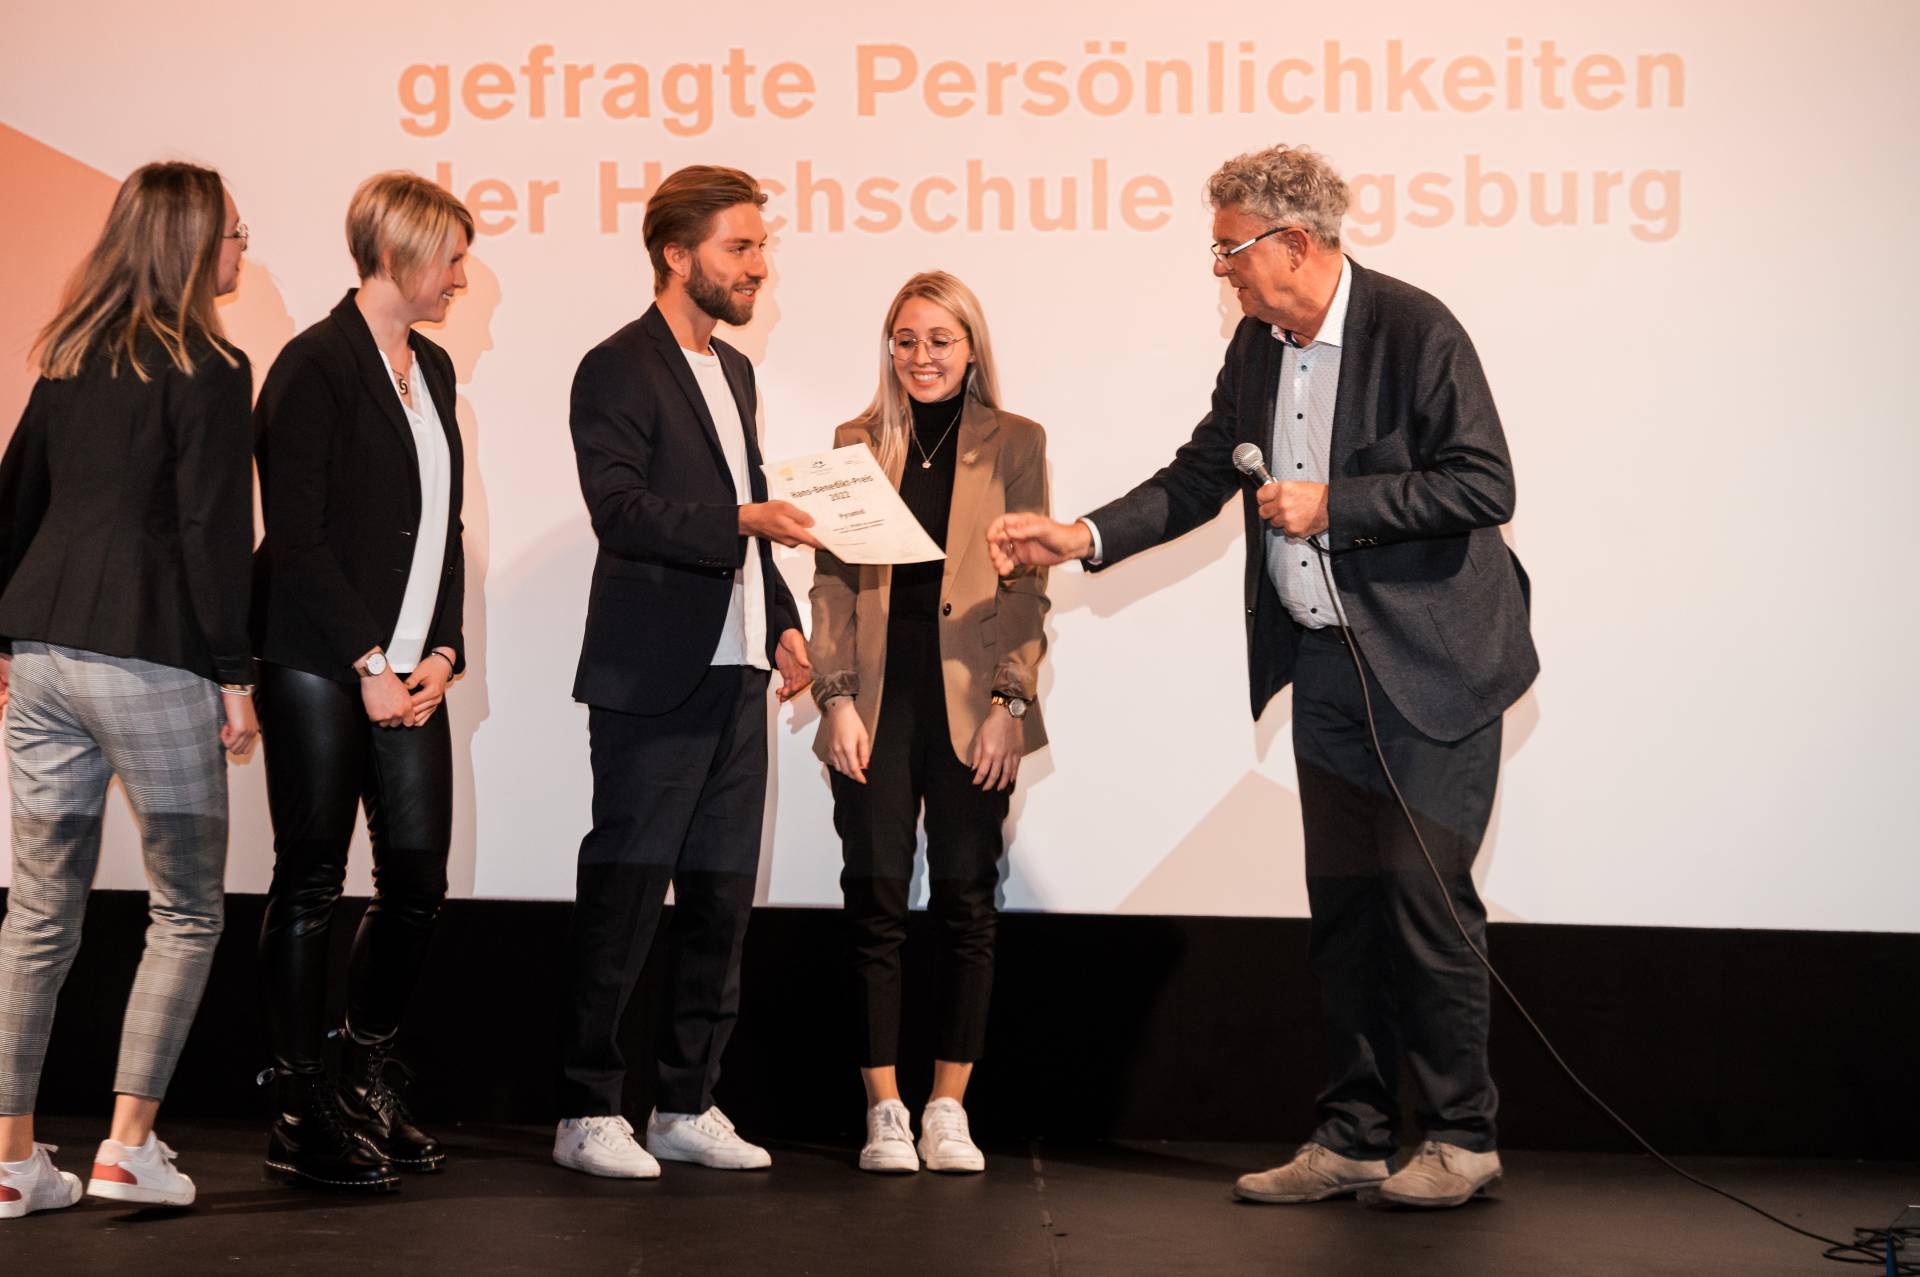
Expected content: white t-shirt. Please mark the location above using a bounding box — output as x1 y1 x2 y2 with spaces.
681 346 768 671
378 349 452 675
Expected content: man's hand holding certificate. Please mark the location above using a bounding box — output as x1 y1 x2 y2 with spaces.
762 445 944 565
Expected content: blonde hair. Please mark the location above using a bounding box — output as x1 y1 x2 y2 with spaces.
857 272 1003 477
33 161 238 381
1206 144 1350 248
346 171 474 291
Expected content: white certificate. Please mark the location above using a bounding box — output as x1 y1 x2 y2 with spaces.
762 444 944 565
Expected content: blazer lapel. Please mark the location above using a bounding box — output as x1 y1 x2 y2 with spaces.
413 337 464 529
642 306 733 493
941 398 1002 598
332 292 421 485
1247 314 1282 449
1328 257 1378 465
716 341 764 501
414 336 461 461
844 420 904 596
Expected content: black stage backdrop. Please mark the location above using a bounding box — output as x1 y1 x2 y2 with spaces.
10 889 1915 1159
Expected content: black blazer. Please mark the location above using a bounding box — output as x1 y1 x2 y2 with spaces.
0 333 255 684
252 291 464 682
1087 259 1538 742
569 303 802 715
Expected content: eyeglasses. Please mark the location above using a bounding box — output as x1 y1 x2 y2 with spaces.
1209 226 1290 263
888 333 967 361
224 223 249 244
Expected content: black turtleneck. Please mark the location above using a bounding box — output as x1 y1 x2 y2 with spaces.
887 391 964 624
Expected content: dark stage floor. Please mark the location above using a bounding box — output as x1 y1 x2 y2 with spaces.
4 1119 1911 1274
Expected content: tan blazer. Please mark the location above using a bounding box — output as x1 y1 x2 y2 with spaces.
809 397 1049 765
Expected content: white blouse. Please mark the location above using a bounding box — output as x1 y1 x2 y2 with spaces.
378 348 453 675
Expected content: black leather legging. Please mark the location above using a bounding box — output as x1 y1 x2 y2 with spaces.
257 663 453 1076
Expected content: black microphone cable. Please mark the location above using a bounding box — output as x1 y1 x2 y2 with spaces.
1288 527 1914 1274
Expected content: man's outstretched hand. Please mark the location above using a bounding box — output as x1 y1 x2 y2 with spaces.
986 513 1092 576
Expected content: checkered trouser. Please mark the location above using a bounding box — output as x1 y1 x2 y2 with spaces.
0 642 229 1113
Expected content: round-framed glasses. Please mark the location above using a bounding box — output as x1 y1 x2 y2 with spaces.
888 333 968 361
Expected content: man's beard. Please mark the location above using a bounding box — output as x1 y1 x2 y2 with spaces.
687 257 756 327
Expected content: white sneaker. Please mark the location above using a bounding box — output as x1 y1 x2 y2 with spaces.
645 1106 771 1170
553 1116 660 1179
918 1098 985 1174
858 1100 918 1174
87 1132 195 1207
0 1143 83 1220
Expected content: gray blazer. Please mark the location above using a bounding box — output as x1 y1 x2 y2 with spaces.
1084 258 1537 742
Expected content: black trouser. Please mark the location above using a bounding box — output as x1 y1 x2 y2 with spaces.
1293 625 1502 1160
257 663 453 1076
831 617 1008 1068
558 665 769 1119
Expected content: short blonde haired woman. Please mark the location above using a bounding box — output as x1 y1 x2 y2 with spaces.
253 171 472 1192
810 271 1049 1175
0 160 257 1217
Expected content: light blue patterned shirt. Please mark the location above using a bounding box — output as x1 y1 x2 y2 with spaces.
1264 257 1351 629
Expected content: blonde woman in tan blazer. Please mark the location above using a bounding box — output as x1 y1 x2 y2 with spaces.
809 272 1048 1176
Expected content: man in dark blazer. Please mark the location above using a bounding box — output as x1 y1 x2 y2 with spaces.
989 145 1538 1210
554 166 818 1181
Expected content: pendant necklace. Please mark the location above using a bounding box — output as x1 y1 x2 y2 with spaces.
910 396 965 470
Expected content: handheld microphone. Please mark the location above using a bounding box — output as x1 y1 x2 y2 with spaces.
1231 442 1275 487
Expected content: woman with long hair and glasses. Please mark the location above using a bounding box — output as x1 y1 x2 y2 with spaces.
252 172 470 1192
809 271 1050 1175
0 161 258 1218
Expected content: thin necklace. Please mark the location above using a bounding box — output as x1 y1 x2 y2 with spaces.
910 395 965 470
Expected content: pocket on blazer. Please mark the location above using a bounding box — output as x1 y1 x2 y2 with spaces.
1425 603 1492 701
1344 430 1414 475
597 556 655 581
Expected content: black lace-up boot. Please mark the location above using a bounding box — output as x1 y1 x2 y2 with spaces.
264 1069 400 1192
336 1034 445 1172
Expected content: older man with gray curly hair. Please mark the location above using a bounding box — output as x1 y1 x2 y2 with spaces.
988 143 1537 1210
